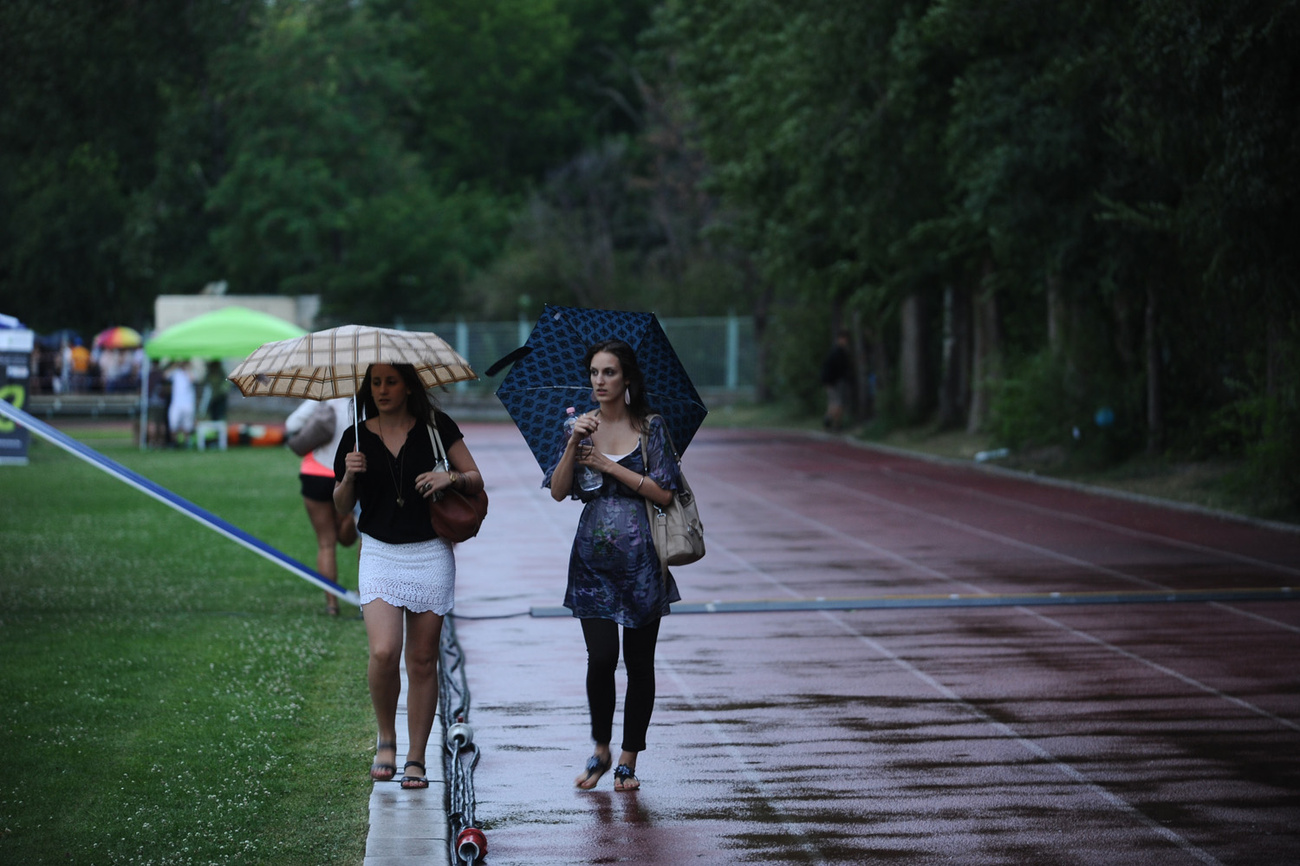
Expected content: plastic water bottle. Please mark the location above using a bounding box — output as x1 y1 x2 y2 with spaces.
564 407 603 491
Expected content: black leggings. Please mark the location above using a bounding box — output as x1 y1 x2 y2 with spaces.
581 617 662 753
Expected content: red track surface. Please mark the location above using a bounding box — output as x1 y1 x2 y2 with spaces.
451 424 1300 865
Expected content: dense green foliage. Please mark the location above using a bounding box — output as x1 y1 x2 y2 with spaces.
652 0 1300 506
1 0 1297 504
0 431 372 864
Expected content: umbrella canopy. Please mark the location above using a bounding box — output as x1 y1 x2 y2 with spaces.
145 306 306 360
494 304 708 472
93 326 143 350
227 324 477 400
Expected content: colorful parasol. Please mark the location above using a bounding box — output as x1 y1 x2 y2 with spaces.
93 326 144 350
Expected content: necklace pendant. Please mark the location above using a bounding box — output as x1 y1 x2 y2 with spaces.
397 494 405 507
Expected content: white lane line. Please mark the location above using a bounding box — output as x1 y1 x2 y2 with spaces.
819 610 1227 866
659 658 830 866
876 463 1300 578
696 469 1300 732
718 449 1300 634
1017 606 1300 733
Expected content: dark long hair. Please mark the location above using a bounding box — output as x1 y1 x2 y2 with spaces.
583 339 650 428
355 363 438 426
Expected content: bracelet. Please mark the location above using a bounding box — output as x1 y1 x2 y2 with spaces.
635 475 645 493
449 470 459 489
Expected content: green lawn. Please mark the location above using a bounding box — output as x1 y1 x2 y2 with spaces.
0 429 372 864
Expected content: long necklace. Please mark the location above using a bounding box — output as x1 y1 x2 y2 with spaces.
380 416 407 507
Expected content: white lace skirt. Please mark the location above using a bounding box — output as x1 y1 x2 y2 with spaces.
357 532 455 615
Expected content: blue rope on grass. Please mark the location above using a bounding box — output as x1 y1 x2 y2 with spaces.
0 398 360 606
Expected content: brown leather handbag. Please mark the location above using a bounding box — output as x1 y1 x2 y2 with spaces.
427 423 488 542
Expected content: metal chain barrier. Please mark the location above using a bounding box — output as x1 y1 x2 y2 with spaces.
439 616 486 863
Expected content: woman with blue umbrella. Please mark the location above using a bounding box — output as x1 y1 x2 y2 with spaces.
546 339 682 792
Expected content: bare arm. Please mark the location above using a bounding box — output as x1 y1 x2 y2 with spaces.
581 445 673 508
333 447 365 515
416 438 483 499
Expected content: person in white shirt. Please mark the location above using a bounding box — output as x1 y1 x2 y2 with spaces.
167 362 196 447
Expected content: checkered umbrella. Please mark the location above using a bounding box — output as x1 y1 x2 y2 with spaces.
227 324 477 400
494 305 708 472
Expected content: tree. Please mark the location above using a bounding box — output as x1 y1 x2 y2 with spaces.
0 0 257 333
203 1 505 321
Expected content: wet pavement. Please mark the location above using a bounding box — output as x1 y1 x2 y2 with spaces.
433 424 1300 865
363 659 449 866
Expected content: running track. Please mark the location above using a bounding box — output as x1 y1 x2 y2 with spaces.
449 424 1300 865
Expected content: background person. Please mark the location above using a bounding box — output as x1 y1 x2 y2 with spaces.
202 360 230 422
546 339 681 793
286 397 358 616
333 363 483 790
167 361 195 447
820 329 852 432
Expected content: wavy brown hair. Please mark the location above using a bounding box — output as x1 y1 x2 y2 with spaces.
583 339 650 428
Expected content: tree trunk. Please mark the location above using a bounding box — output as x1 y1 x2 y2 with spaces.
966 264 1001 434
1145 284 1162 454
830 296 854 421
900 293 928 421
937 283 970 429
743 258 774 403
873 331 894 418
1046 270 1064 355
851 308 874 422
1266 313 1281 399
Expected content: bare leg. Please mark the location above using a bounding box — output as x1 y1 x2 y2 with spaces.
304 496 340 613
402 609 444 779
364 599 404 771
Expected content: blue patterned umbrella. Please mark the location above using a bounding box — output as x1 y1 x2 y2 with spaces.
494 305 708 471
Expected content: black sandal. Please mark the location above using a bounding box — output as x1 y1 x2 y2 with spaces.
401 761 429 789
614 763 640 792
370 739 397 781
575 753 612 790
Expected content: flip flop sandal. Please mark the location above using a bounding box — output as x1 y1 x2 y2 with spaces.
370 739 397 781
613 764 640 792
401 761 429 789
575 754 612 790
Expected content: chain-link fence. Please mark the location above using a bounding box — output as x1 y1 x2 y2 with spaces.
408 315 758 403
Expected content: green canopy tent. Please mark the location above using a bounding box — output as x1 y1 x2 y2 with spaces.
140 306 307 448
144 306 306 360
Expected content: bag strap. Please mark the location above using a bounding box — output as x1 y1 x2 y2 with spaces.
640 415 672 582
426 416 448 468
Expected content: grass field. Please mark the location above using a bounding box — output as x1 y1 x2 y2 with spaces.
0 426 373 864
2 403 1290 864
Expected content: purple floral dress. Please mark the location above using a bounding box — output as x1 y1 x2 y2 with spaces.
544 415 682 628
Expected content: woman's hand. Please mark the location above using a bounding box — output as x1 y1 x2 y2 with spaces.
334 448 365 515
416 468 455 500
568 411 599 445
576 446 614 474
342 450 367 478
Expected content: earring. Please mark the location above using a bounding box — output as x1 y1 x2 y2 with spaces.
624 388 631 405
